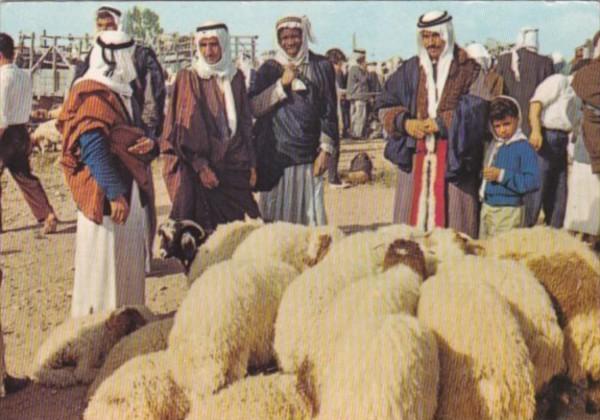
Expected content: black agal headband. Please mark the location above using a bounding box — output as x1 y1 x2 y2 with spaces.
196 23 228 33
96 37 135 77
417 11 452 29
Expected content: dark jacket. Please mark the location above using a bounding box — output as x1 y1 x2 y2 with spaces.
249 52 339 190
375 51 488 182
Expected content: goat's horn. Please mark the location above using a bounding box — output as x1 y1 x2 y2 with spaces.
179 220 206 240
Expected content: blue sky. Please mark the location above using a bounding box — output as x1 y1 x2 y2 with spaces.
1 1 598 60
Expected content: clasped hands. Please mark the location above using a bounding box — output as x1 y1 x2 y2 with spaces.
198 166 257 189
404 118 439 139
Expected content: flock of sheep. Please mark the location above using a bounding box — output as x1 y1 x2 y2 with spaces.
21 219 600 419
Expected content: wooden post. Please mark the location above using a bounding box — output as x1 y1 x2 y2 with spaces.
52 36 58 94
30 32 35 69
251 37 256 64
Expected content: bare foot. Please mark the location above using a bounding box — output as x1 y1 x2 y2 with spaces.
42 213 58 235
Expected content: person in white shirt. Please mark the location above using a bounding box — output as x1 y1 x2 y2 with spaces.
526 73 581 228
0 33 57 234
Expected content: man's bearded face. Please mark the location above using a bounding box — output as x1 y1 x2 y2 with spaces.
421 30 446 61
278 28 303 58
199 36 222 64
96 15 118 32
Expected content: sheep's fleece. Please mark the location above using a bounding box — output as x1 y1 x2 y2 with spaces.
32 306 155 387
84 351 189 420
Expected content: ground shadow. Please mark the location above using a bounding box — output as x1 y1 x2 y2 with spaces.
147 257 184 278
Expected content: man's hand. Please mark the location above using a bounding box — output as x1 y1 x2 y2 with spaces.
529 129 543 151
199 166 219 189
281 64 297 88
249 167 257 188
423 118 439 134
313 150 331 177
483 166 502 182
405 119 428 139
127 137 155 155
110 195 130 224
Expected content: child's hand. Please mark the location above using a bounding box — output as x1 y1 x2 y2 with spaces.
483 166 502 182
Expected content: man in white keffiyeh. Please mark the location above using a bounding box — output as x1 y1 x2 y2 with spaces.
249 14 339 226
160 21 260 235
375 10 490 237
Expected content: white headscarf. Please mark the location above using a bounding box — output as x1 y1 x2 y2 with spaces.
95 4 123 31
416 10 455 152
274 15 316 67
479 95 525 200
594 35 600 59
76 30 137 115
193 21 237 138
511 27 539 82
465 43 492 72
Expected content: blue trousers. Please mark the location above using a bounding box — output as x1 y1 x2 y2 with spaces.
524 129 568 228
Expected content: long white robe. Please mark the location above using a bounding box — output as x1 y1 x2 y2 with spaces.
71 182 146 317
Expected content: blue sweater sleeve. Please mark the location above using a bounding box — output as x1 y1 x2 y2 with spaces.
78 130 127 201
501 143 541 194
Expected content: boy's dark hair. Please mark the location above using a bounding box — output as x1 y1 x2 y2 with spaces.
0 33 15 61
490 97 519 122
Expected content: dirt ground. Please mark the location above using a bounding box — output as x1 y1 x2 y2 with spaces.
0 139 597 419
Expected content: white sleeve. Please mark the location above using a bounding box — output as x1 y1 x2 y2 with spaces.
0 70 10 129
530 74 564 108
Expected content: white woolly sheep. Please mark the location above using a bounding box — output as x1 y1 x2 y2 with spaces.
436 255 565 394
85 351 189 420
32 305 155 388
418 276 536 420
187 217 264 284
274 232 427 373
308 267 421 376
231 222 345 272
87 317 174 399
31 119 62 152
311 314 439 420
168 259 299 399
479 226 600 412
187 373 312 420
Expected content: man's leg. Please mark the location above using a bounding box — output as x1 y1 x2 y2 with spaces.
350 100 367 139
542 130 569 228
523 153 548 227
6 146 56 231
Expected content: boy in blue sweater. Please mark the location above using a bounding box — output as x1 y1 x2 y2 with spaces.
479 96 541 238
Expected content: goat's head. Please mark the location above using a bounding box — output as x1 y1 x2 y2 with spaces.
157 219 207 272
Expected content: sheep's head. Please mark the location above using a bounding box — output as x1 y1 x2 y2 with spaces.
157 219 207 272
304 234 333 268
382 239 427 279
105 307 151 339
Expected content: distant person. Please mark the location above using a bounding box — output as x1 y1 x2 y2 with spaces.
325 48 350 188
569 43 593 74
160 22 259 232
0 33 57 235
526 71 581 228
465 43 504 96
347 49 369 139
57 31 154 317
250 15 338 225
496 27 554 136
479 96 540 238
376 10 490 238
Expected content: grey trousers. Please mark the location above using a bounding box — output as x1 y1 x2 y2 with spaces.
350 100 367 139
524 129 568 228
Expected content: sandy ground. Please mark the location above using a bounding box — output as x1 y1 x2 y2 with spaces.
0 139 597 419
